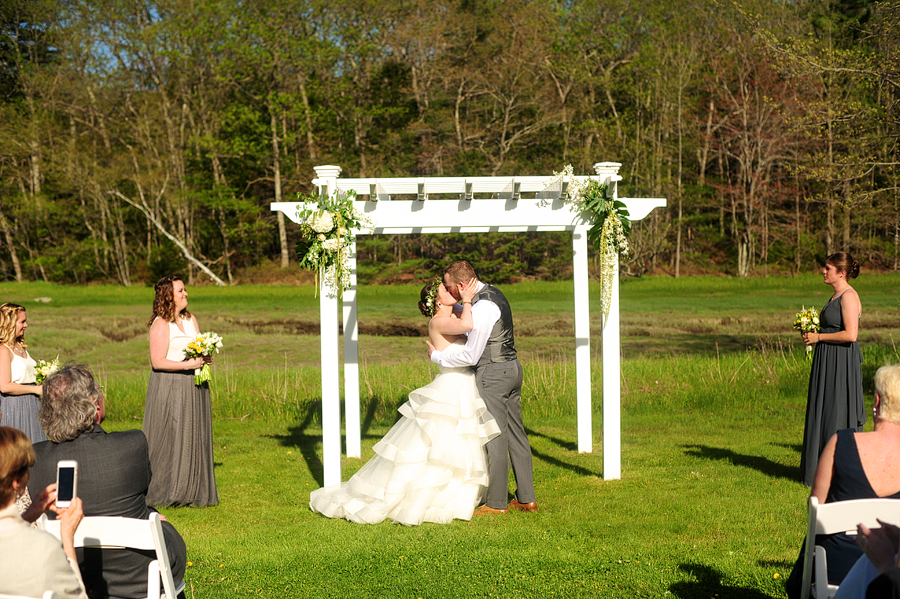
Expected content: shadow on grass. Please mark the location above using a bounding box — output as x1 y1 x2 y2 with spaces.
526 427 578 452
682 444 799 481
268 408 599 486
268 399 395 487
670 563 779 598
526 427 599 477
267 402 326 486
774 442 803 455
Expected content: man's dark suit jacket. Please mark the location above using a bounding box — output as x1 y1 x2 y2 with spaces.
28 425 187 599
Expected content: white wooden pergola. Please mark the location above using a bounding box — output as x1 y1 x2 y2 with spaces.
272 163 665 488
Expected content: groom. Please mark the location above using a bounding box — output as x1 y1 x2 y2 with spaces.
427 260 537 515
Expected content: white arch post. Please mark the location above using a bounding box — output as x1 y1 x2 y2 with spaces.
274 163 665 488
312 166 344 487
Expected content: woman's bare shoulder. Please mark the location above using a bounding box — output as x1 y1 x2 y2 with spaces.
148 317 170 336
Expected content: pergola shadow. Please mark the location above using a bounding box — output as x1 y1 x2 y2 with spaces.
682 444 797 481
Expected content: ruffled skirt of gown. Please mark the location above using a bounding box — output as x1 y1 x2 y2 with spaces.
310 365 500 525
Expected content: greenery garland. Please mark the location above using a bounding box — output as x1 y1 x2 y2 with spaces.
423 278 442 317
295 190 373 299
550 165 632 326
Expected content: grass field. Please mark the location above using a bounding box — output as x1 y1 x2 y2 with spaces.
5 273 900 598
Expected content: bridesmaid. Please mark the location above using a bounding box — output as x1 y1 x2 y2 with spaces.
142 275 218 507
0 303 46 443
799 252 864 486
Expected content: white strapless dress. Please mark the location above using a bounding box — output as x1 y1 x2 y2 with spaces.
310 341 501 525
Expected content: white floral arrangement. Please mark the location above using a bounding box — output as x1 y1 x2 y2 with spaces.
184 332 223 385
296 190 374 298
35 356 60 385
548 165 632 326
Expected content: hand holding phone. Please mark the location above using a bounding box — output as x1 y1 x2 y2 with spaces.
55 460 78 508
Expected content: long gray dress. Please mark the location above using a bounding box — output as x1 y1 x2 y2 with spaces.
799 293 865 486
0 390 46 443
143 369 218 506
0 351 46 443
142 318 218 507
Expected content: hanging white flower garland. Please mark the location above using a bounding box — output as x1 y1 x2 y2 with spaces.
548 165 632 326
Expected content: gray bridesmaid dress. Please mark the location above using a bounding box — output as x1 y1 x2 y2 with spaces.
142 319 218 507
799 293 865 486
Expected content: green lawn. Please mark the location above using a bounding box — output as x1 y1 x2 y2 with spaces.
5 274 900 598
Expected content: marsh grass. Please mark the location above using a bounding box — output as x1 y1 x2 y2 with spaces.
5 275 900 597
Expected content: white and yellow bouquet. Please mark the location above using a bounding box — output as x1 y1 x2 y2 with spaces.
184 332 223 385
792 306 820 361
295 189 374 299
35 356 60 385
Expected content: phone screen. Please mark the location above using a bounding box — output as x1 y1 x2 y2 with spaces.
57 467 75 502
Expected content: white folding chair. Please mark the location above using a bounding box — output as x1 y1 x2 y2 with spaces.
39 513 184 599
800 496 900 599
0 592 59 599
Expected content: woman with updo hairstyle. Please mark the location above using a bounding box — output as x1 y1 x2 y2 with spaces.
142 275 218 507
0 302 46 443
799 252 865 486
0 426 87 598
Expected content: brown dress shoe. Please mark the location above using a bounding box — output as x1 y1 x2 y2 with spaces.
509 499 538 512
474 505 508 516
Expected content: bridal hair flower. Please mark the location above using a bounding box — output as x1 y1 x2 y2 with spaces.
424 278 442 318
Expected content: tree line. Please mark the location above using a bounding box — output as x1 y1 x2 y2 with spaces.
0 0 898 285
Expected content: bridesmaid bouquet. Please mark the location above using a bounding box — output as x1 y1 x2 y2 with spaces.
184 332 224 385
792 306 820 361
35 356 60 384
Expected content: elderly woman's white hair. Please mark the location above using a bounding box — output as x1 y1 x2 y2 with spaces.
875 364 900 424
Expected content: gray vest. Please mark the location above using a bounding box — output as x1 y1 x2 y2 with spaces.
473 284 517 366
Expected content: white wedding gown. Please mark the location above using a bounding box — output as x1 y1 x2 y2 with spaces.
309 341 501 525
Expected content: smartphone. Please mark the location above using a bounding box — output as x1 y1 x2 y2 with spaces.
55 460 78 508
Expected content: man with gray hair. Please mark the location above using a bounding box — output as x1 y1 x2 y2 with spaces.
27 364 187 599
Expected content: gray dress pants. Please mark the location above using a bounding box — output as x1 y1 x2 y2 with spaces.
475 359 536 509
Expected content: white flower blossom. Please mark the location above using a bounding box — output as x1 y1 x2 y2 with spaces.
307 210 335 234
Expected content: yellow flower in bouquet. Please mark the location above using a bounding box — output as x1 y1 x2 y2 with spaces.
35 356 61 384
183 332 223 385
792 306 820 361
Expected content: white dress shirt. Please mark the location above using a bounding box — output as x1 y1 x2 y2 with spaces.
430 281 501 368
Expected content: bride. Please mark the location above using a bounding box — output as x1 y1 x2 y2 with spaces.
309 277 500 525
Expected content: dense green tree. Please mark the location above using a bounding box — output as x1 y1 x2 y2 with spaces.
0 0 898 285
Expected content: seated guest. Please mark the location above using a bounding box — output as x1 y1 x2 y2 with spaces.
842 519 900 598
0 425 88 599
786 363 900 598
27 364 187 599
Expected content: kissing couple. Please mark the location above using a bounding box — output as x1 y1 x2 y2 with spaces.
310 260 537 525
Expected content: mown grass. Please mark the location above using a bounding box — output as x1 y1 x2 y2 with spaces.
4 275 900 598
